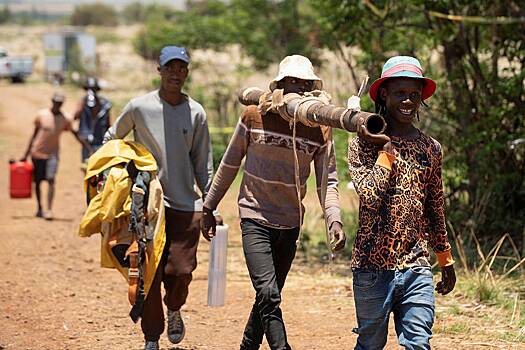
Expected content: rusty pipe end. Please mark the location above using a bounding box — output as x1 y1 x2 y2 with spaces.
238 87 265 106
346 111 386 134
365 113 387 135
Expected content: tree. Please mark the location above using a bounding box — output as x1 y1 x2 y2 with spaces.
70 3 118 26
313 0 525 250
134 0 320 69
121 2 145 24
0 5 10 24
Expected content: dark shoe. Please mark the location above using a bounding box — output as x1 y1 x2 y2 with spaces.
144 340 159 350
167 309 185 344
36 209 43 218
240 339 260 350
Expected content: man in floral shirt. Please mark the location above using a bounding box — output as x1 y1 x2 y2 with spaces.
348 56 456 350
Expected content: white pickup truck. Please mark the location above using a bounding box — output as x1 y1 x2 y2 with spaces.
0 48 33 83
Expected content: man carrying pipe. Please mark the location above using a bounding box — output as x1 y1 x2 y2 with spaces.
201 55 346 350
349 56 456 349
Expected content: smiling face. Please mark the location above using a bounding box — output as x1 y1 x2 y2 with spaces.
158 59 189 93
380 77 424 125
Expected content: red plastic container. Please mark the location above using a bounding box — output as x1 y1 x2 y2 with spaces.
9 160 33 198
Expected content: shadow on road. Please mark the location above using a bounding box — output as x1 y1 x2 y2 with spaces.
11 215 73 222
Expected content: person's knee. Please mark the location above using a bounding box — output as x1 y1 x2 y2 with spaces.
398 332 432 350
396 306 434 350
169 272 192 284
164 256 197 276
353 317 388 350
257 284 281 313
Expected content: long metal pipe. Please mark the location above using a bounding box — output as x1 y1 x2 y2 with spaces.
238 87 386 134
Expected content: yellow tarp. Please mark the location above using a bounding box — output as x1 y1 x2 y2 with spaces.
78 139 165 299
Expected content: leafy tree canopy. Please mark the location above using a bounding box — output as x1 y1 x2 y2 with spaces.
134 0 319 69
312 0 525 247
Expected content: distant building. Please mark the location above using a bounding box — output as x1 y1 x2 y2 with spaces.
43 29 96 82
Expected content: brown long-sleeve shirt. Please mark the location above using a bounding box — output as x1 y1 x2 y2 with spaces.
204 106 342 229
348 131 454 270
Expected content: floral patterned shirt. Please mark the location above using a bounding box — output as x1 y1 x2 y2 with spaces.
348 131 454 270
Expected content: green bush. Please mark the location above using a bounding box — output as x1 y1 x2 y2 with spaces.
210 130 231 171
0 5 10 24
299 208 359 261
70 3 118 26
333 128 351 183
120 2 146 23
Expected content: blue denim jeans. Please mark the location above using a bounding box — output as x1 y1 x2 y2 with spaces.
352 267 435 350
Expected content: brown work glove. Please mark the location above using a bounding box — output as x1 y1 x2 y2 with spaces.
356 115 390 146
200 206 217 241
329 221 346 252
436 265 456 295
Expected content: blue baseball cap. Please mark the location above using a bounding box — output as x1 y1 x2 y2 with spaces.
159 46 190 66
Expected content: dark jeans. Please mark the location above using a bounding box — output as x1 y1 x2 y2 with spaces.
141 208 201 341
240 219 300 350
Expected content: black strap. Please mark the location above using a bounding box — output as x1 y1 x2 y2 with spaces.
127 161 152 323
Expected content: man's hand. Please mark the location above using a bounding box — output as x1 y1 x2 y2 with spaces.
200 206 217 241
214 212 224 226
329 221 346 252
382 141 397 156
356 116 390 146
436 265 456 295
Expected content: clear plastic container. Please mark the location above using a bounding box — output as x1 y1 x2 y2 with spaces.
207 224 228 307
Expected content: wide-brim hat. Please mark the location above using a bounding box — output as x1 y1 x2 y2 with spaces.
83 77 100 91
369 56 436 102
269 55 323 91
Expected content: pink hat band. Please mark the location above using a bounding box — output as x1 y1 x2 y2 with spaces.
382 64 423 78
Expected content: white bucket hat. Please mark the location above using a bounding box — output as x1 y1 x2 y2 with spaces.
269 55 323 91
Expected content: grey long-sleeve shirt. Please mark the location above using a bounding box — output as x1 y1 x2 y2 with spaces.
104 90 213 211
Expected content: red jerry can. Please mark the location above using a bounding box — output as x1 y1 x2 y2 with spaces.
9 160 33 198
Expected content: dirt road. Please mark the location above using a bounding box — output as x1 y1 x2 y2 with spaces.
0 83 521 350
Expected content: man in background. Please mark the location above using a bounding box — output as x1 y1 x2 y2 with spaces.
74 77 111 164
21 92 92 220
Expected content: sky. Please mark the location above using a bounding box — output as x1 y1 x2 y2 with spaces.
3 0 186 13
